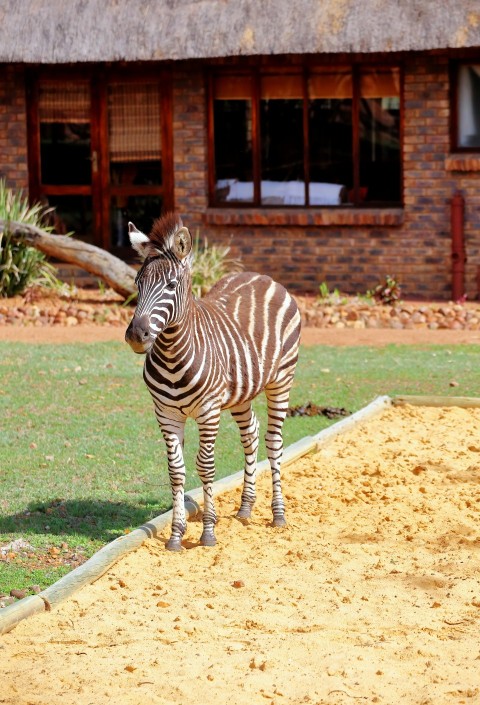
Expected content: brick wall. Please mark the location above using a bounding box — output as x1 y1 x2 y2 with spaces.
173 54 480 301
2 57 480 300
0 64 28 191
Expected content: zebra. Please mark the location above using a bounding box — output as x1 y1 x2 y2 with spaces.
125 212 301 551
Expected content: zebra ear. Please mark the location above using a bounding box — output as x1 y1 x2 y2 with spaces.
128 222 150 258
173 226 192 261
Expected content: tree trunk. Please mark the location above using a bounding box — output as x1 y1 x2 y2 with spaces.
0 219 137 298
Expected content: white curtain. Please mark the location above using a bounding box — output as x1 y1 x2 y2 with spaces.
458 65 480 148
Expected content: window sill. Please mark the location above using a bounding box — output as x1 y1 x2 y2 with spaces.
445 154 480 172
205 207 404 227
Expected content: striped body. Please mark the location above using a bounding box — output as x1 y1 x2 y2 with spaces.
125 214 300 550
145 272 299 416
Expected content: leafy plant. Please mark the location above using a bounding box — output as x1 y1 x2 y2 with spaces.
0 181 60 297
367 274 402 305
317 281 346 305
191 232 243 297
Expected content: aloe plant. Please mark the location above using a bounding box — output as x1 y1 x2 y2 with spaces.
191 232 243 298
0 181 60 297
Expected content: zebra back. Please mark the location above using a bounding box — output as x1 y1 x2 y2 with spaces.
198 271 301 409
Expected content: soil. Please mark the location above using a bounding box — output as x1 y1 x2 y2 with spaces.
2 404 480 704
1 323 480 347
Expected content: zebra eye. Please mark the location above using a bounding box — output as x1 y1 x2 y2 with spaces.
165 280 177 290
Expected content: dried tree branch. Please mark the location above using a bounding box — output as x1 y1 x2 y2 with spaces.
0 219 137 298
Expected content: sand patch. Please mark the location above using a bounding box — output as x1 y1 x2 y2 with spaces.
2 404 480 705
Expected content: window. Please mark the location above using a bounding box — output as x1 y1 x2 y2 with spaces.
210 65 401 207
454 63 480 150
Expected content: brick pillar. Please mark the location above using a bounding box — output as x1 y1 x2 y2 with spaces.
172 64 208 230
403 55 453 297
0 64 28 191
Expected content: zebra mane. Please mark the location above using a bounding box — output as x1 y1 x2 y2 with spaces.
130 212 193 264
149 212 184 253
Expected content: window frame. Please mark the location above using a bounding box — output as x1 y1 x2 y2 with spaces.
450 59 480 153
207 61 403 209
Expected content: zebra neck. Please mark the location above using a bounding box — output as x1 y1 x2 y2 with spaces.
152 296 199 358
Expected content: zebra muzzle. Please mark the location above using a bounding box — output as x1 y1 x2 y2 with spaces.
125 314 153 354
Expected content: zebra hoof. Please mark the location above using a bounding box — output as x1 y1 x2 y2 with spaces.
166 536 183 551
199 531 217 547
272 515 287 528
236 508 252 523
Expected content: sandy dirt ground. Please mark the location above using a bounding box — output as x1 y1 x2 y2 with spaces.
1 324 480 346
2 404 480 705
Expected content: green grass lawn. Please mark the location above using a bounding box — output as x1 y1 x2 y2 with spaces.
1 340 479 594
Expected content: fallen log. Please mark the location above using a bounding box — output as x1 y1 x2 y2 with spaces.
0 218 137 298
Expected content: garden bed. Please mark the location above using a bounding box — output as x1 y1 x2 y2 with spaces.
2 288 480 331
2 401 480 705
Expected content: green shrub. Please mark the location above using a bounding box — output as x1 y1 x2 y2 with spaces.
0 181 60 297
191 232 243 297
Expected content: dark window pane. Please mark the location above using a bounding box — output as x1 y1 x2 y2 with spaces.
39 81 91 186
260 72 304 204
110 160 162 187
214 98 253 203
308 68 352 205
44 195 93 243
260 96 304 204
309 99 353 204
457 65 480 148
359 69 401 203
111 195 163 248
40 122 92 185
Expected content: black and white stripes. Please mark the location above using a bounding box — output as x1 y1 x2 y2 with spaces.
125 213 301 551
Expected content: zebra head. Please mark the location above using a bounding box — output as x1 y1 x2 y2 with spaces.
125 213 193 354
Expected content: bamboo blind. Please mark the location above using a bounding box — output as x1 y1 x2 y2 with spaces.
39 81 90 123
108 83 162 162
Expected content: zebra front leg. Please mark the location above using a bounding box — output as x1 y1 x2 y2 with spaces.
231 402 259 522
159 419 187 551
265 385 291 528
196 409 221 547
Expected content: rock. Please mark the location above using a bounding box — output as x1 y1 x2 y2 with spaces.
10 589 27 600
1 538 35 554
0 596 16 608
346 309 359 321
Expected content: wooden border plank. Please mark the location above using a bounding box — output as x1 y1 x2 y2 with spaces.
393 395 480 408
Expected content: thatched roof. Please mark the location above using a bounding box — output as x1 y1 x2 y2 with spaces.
2 0 480 63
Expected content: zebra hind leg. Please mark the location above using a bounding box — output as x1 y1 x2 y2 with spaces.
265 382 293 528
230 402 259 523
196 410 221 547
